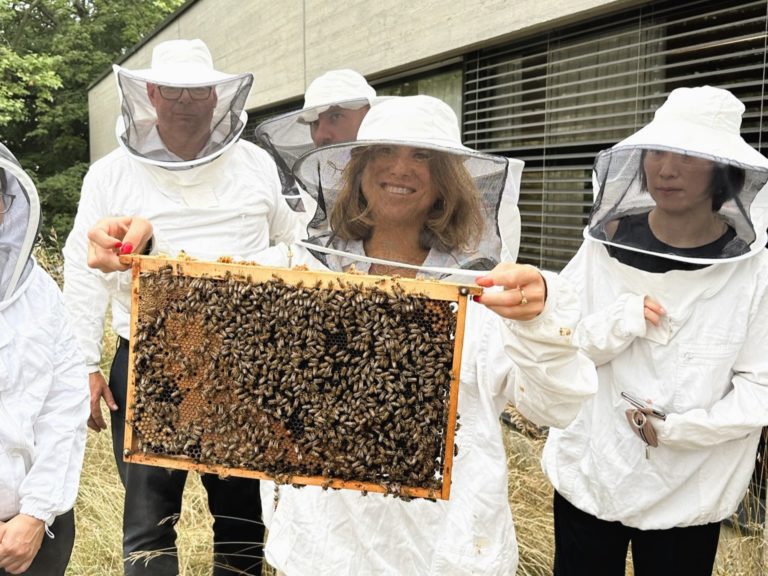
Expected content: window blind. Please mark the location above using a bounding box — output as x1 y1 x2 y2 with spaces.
464 0 768 270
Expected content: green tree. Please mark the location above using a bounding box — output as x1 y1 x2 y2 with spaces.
0 0 186 241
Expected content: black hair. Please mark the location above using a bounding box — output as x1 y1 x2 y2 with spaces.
711 163 746 211
639 149 745 211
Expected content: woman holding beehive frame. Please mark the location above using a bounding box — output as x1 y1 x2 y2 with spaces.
85 94 598 574
251 95 598 575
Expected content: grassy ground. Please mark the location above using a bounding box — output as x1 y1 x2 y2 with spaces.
66 422 215 575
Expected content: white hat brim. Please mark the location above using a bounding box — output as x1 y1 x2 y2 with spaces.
294 137 509 189
297 96 395 124
615 119 768 171
114 64 243 86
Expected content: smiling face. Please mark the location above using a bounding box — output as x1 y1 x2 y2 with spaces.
310 105 369 146
643 150 715 215
359 145 438 226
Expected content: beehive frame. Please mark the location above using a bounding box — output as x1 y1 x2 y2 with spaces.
123 255 479 500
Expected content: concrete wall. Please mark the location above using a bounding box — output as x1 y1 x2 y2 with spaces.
88 0 643 161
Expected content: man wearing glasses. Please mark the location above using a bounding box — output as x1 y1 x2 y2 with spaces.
63 39 300 576
144 83 219 161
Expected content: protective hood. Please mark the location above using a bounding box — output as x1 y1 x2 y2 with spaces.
0 143 39 301
112 39 252 170
254 98 384 212
292 95 523 279
254 70 384 212
586 86 768 265
298 69 377 124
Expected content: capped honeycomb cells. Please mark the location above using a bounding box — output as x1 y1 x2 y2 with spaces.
129 267 459 495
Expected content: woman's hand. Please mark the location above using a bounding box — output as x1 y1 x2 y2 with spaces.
475 263 547 321
87 216 154 273
643 296 665 327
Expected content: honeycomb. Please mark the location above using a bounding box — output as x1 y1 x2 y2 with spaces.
127 262 464 499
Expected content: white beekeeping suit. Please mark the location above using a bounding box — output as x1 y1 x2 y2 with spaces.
0 142 88 575
547 86 768 575
62 39 301 576
254 95 596 576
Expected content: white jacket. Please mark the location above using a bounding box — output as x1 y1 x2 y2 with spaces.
63 140 302 371
0 143 88 527
256 243 597 576
546 241 768 529
0 265 89 525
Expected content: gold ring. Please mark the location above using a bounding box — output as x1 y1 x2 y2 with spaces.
519 288 528 306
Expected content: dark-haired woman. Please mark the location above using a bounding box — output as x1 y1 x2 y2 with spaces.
547 86 768 576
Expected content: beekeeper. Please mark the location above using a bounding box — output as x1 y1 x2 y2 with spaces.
253 69 381 225
0 143 88 576
251 94 597 575
548 86 768 575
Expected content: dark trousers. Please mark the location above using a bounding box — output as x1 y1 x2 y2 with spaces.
0 509 75 576
110 338 264 576
553 491 720 576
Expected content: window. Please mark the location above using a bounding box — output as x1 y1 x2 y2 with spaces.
376 66 463 124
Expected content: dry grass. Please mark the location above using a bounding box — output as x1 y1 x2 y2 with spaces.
33 240 765 575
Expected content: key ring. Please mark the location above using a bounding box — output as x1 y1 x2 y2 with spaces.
630 409 647 429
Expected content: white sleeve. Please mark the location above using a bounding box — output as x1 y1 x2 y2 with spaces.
494 271 598 429
18 283 89 524
561 244 647 366
62 166 115 372
571 293 646 366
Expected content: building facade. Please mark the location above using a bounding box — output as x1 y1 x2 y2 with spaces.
88 0 768 270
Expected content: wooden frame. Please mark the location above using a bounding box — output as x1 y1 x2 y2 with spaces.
123 255 480 500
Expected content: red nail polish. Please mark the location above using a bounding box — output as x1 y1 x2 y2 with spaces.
114 242 123 249
472 294 482 303
119 242 134 255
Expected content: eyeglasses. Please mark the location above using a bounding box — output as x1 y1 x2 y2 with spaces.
0 193 15 214
157 85 213 101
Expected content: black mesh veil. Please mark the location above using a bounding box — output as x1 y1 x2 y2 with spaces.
292 141 521 280
0 143 39 301
587 146 768 264
253 97 375 215
113 65 252 169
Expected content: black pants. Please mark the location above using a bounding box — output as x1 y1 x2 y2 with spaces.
553 491 720 576
0 509 75 576
110 337 264 576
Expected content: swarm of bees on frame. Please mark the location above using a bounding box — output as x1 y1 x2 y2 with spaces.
129 265 459 497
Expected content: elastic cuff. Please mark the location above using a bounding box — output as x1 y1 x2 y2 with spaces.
622 293 647 338
18 507 55 527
